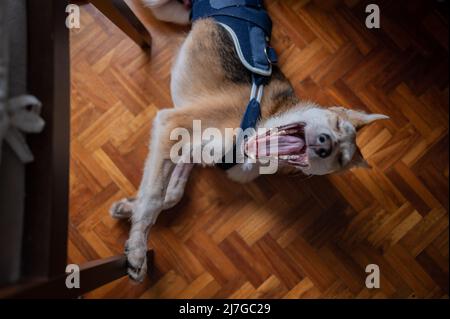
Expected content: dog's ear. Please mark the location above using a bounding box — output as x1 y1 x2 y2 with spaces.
348 147 371 169
330 107 389 130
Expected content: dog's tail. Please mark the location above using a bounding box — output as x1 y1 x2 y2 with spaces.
142 0 191 25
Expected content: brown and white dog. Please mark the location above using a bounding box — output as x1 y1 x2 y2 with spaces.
110 0 389 281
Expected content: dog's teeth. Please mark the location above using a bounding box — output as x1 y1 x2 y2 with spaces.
279 155 300 160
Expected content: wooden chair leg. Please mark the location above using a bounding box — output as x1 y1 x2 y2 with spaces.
4 250 154 298
89 0 152 49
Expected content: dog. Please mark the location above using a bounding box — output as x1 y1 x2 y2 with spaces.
110 0 389 281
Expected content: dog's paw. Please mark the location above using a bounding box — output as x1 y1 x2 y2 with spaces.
109 198 135 219
125 240 148 282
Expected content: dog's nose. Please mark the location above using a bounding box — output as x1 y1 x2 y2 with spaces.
314 133 332 158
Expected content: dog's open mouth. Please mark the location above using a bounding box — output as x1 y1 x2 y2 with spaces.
244 122 309 168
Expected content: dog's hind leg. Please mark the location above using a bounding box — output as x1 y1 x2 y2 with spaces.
110 162 193 219
142 0 191 25
163 162 194 210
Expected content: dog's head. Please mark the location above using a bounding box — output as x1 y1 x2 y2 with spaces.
245 104 389 175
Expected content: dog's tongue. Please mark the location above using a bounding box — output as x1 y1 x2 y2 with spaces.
245 134 305 159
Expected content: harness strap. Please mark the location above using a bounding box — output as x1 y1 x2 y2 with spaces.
240 78 264 131
215 75 266 171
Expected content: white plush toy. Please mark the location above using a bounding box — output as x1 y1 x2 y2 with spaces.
0 95 45 164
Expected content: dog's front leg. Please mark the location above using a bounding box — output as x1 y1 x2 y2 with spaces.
125 112 176 281
126 162 173 281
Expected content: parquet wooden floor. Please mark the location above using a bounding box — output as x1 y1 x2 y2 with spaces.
68 0 449 298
